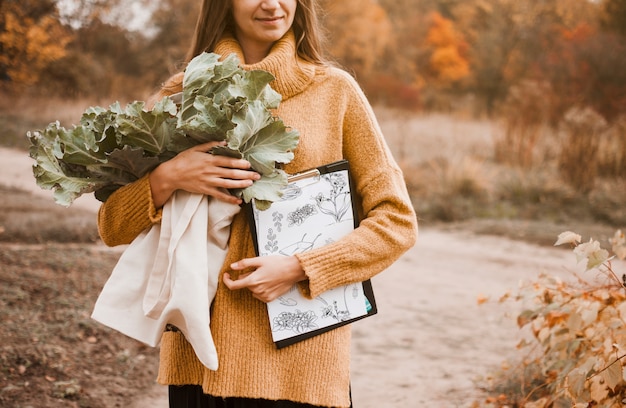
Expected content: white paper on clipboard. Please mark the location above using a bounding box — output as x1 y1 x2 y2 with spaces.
249 160 376 348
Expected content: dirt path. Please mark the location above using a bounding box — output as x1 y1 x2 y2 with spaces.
0 147 581 407
0 146 101 213
349 229 577 407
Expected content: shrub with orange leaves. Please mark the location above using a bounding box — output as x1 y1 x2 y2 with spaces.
0 2 71 88
476 230 626 407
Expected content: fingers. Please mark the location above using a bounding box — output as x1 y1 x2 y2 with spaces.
210 164 260 183
164 147 260 199
206 154 254 173
189 142 253 171
208 188 243 205
150 139 262 206
230 258 260 271
187 150 261 184
223 259 259 289
222 256 306 303
189 140 226 153
222 272 245 291
223 272 277 303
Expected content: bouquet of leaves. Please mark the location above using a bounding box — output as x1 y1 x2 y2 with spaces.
27 52 300 210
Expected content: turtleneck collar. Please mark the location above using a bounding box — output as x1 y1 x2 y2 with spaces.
214 30 317 100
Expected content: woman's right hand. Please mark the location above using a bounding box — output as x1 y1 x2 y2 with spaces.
149 141 260 208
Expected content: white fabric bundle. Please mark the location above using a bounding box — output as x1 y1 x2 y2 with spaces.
91 190 240 370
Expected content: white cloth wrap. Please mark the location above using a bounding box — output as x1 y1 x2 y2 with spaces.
91 190 240 370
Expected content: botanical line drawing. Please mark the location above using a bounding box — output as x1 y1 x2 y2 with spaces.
277 297 298 307
287 203 317 227
264 228 278 254
280 183 302 201
270 284 363 334
279 233 321 256
313 172 352 223
317 285 355 323
271 211 283 232
254 167 370 342
272 310 318 334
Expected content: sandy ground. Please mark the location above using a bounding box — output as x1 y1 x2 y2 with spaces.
1 147 101 213
0 147 590 407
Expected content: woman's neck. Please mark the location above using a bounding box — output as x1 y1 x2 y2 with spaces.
235 36 273 64
241 44 272 64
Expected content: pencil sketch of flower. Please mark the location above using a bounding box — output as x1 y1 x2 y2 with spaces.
272 310 318 333
319 299 351 322
313 173 351 223
287 203 317 226
317 287 351 323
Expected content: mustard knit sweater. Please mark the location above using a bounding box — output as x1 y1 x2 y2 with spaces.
97 32 418 408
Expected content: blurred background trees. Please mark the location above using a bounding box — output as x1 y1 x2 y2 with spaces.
1 0 624 188
1 0 624 119
0 0 623 227
0 0 70 87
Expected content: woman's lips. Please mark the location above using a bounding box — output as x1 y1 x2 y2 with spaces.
257 16 284 23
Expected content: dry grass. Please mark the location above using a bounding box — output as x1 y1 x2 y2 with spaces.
0 95 126 150
0 185 100 244
376 108 496 165
374 107 626 238
557 107 607 193
597 115 626 178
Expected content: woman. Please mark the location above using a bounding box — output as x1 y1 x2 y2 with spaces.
98 0 418 407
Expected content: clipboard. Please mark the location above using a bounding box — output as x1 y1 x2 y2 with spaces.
248 160 377 348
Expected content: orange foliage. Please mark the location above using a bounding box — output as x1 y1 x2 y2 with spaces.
424 12 470 86
426 12 460 47
538 22 626 122
561 22 595 41
0 4 71 87
324 0 392 80
362 74 421 110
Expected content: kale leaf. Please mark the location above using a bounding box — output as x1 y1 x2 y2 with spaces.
27 52 299 209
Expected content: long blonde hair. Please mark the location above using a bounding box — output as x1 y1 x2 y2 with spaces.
155 0 328 99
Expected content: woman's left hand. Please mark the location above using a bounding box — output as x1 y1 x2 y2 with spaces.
223 255 307 303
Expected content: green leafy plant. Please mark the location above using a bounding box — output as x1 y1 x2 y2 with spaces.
477 230 626 407
27 52 300 210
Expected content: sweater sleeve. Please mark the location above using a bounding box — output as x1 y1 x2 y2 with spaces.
296 70 418 298
97 174 163 247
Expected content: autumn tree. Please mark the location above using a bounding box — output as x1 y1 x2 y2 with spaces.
423 12 470 87
323 0 392 81
601 0 626 36
0 0 71 89
56 0 146 31
38 0 175 99
321 0 428 109
41 19 149 98
53 0 200 98
143 0 201 88
444 0 595 115
536 23 626 123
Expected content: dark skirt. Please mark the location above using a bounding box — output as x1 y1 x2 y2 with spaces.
168 385 352 408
